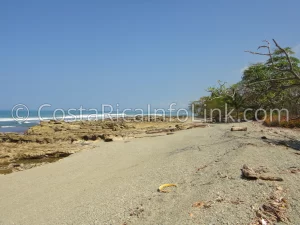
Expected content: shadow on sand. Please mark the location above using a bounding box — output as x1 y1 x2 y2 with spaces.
263 138 300 151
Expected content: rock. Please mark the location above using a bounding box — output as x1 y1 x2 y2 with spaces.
102 134 114 142
241 164 283 181
135 115 143 121
175 124 185 130
8 163 21 169
112 125 120 131
241 164 258 179
82 134 98 141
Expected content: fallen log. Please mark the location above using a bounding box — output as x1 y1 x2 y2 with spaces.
231 127 247 131
146 124 207 134
146 128 175 134
259 175 284 181
186 124 207 129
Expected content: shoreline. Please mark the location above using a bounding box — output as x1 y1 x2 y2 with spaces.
0 126 29 134
0 117 207 174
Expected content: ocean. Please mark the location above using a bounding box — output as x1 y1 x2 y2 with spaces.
0 109 187 133
0 110 127 133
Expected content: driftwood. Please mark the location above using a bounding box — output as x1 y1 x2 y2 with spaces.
259 175 283 182
288 166 300 174
186 124 207 129
252 186 289 225
196 165 208 172
231 127 247 131
146 128 175 134
241 165 283 181
146 123 207 134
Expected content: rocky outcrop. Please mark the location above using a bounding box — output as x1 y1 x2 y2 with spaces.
0 118 186 144
0 118 207 174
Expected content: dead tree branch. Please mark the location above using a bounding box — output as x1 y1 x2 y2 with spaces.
245 39 300 82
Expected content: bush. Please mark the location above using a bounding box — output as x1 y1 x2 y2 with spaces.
264 115 300 128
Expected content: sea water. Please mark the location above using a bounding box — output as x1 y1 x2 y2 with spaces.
0 110 184 133
0 110 127 133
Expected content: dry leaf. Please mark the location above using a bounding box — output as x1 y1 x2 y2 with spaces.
192 201 205 208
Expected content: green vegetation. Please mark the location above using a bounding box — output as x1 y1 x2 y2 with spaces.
190 39 300 125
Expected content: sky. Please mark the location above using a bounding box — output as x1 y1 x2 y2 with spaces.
1 0 299 110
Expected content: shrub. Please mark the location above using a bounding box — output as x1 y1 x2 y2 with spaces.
264 115 300 128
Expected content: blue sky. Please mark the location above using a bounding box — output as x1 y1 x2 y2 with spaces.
1 0 299 110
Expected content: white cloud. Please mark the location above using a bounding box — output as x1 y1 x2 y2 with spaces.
293 44 300 56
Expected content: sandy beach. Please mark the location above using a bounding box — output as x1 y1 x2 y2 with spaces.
2 1 299 224
0 122 300 224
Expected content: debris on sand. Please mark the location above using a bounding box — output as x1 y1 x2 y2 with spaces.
230 198 244 205
191 196 243 213
192 201 212 208
196 165 208 172
287 167 300 174
260 218 267 225
192 201 205 208
251 187 289 225
188 212 194 217
129 205 144 218
241 164 260 179
231 127 247 131
158 183 177 193
241 165 283 181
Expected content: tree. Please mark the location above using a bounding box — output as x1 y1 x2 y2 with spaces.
189 95 226 121
242 63 288 109
189 96 208 117
207 81 245 120
245 39 300 90
244 39 300 116
190 39 300 123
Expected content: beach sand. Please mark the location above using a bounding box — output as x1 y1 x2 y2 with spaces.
0 123 299 224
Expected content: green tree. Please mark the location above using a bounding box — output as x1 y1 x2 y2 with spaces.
245 39 300 90
243 40 300 115
208 81 245 120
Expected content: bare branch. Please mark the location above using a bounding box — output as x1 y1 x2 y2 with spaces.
245 39 300 81
264 40 274 65
278 83 300 90
272 39 300 80
207 80 237 100
244 77 296 86
257 45 269 50
244 50 270 56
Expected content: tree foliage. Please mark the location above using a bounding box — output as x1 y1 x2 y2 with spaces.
191 39 300 120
